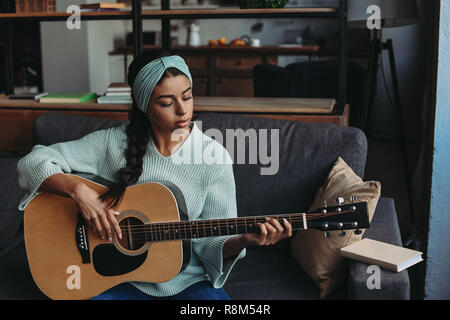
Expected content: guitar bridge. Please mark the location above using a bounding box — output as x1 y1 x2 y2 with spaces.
76 213 91 264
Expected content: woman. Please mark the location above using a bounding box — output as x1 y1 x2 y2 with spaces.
17 55 292 300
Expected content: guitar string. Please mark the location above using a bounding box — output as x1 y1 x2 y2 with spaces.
103 210 356 241
115 210 354 243
112 210 351 233
112 211 350 232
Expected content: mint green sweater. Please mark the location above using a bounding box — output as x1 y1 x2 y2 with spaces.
16 122 246 297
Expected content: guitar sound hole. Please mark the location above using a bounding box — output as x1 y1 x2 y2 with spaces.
118 217 147 251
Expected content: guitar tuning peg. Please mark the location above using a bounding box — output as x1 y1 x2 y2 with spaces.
323 200 328 207
338 230 346 237
324 231 331 238
354 229 362 235
350 195 358 203
336 197 344 205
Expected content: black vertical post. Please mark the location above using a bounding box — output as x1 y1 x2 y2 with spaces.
2 0 14 94
359 29 381 132
2 24 14 94
161 0 171 53
132 0 142 57
337 0 347 114
385 38 417 239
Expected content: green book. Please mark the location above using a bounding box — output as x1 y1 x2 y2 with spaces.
39 92 97 103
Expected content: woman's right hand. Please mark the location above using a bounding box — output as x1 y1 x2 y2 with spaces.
71 182 122 241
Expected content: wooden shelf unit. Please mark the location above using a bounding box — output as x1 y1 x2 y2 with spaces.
0 1 348 151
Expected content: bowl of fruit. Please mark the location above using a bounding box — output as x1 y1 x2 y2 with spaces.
208 36 248 47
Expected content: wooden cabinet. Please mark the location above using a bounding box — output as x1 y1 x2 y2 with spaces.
215 77 254 97
114 45 317 97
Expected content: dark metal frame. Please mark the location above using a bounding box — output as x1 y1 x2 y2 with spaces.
359 28 418 249
2 0 347 112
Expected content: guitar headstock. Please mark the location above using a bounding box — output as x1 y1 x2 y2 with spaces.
306 196 370 237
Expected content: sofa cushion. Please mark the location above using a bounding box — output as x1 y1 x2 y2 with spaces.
33 112 125 146
0 157 26 211
291 157 380 298
194 112 368 218
224 245 346 300
348 197 410 299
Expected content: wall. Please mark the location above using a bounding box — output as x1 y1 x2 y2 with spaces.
40 0 90 92
424 0 450 300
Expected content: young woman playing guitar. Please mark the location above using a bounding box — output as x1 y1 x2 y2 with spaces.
17 55 292 300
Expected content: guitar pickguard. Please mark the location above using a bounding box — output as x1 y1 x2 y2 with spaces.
92 244 148 277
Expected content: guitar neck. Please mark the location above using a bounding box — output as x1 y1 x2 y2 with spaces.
142 213 307 242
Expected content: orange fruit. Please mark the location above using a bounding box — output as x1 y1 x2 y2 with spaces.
218 37 227 45
209 39 218 46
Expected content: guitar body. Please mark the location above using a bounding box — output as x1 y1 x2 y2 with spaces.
24 175 191 300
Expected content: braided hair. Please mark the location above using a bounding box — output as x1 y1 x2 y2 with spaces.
100 54 186 208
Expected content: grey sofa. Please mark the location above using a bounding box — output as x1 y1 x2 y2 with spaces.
0 112 410 300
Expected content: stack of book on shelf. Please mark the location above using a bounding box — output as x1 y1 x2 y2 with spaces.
39 92 97 103
15 0 56 13
79 2 126 12
98 83 132 104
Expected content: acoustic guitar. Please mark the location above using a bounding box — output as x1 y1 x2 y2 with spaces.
24 173 370 300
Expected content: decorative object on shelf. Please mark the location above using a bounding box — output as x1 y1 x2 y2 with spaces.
250 38 261 47
187 23 201 46
237 0 289 9
15 0 56 13
208 35 252 47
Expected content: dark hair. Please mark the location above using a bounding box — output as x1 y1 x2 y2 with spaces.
100 55 187 208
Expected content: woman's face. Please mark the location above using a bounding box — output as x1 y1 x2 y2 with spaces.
146 74 193 134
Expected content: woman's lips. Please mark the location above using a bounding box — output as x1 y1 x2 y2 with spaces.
175 119 190 127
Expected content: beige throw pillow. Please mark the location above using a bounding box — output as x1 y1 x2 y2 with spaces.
291 157 381 298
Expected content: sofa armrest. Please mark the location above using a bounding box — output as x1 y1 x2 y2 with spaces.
347 197 410 300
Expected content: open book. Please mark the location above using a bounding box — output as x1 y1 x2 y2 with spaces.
340 238 423 272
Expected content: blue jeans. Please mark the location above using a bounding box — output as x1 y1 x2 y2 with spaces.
90 281 230 300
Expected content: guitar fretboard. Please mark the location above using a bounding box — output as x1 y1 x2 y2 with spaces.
141 214 306 242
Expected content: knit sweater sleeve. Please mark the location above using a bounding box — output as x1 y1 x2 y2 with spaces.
191 154 246 289
16 128 111 211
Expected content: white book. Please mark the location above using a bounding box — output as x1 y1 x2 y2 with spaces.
106 91 131 97
340 238 423 272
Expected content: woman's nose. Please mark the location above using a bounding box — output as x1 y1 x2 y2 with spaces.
176 99 187 114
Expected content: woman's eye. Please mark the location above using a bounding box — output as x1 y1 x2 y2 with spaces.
182 96 193 101
160 101 172 107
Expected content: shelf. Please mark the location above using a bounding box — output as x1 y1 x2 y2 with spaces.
0 10 132 21
0 96 336 114
141 8 339 19
0 7 338 22
0 97 130 111
193 97 336 114
111 45 320 55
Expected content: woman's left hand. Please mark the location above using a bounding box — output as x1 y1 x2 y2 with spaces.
241 217 292 247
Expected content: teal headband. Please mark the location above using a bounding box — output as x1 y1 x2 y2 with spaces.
132 55 193 114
